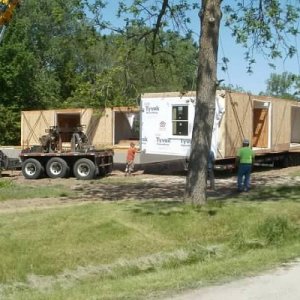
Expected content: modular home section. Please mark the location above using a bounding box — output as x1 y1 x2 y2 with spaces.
140 91 300 166
21 108 139 150
21 108 114 149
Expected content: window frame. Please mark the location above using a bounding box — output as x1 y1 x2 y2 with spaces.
172 105 189 136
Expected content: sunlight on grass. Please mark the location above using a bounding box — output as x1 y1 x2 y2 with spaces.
0 179 75 201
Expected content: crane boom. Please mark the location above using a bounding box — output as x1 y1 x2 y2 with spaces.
0 0 21 43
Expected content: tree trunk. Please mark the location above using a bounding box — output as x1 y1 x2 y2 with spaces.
185 0 222 205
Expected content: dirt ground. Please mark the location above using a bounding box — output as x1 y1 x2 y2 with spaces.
1 165 300 214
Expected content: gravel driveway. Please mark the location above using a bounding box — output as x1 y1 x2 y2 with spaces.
168 260 300 300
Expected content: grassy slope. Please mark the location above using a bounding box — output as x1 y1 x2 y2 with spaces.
0 188 299 300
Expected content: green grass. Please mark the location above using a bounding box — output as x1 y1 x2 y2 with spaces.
0 185 299 299
0 179 74 201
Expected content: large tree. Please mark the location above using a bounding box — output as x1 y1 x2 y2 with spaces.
89 0 300 205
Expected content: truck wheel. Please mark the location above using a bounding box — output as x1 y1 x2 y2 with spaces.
22 158 44 179
73 158 96 180
46 157 69 178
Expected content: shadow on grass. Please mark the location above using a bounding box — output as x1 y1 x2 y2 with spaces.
128 200 187 216
243 185 300 202
213 185 300 202
125 199 224 218
204 184 300 204
84 181 186 201
81 174 300 205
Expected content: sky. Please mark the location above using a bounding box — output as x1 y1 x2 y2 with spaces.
100 1 300 95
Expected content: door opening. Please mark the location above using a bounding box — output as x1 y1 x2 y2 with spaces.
252 101 270 148
291 106 300 146
56 113 81 143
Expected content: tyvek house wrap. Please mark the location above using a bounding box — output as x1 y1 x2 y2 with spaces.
140 93 225 158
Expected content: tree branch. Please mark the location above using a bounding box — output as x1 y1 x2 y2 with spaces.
152 0 169 54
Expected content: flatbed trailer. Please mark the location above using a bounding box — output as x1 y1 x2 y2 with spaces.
19 149 114 180
0 148 22 175
212 149 300 170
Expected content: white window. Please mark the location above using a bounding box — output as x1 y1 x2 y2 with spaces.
172 105 188 136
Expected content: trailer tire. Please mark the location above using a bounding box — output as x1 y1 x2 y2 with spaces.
73 158 96 180
46 157 69 178
22 158 44 179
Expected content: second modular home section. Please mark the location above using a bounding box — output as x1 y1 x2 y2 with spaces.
140 97 195 156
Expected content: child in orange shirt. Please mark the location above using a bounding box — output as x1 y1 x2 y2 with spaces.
125 142 138 176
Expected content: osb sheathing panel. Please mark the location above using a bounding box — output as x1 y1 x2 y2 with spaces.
270 98 291 151
224 92 253 157
21 108 113 148
75 108 113 147
21 110 55 148
87 109 113 148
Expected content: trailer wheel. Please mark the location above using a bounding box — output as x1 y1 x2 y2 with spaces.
73 158 96 180
22 158 44 179
46 158 69 178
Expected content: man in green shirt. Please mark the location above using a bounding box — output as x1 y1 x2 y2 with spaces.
236 139 255 192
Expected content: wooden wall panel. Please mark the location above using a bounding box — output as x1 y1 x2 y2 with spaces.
21 110 55 148
271 99 291 151
224 92 253 157
86 108 113 147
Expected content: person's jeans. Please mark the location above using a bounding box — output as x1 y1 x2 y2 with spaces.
207 167 215 190
237 164 252 191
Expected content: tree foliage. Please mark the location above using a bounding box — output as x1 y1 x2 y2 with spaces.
223 1 300 72
68 29 198 108
0 0 92 110
0 0 197 144
265 72 300 100
0 105 20 145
